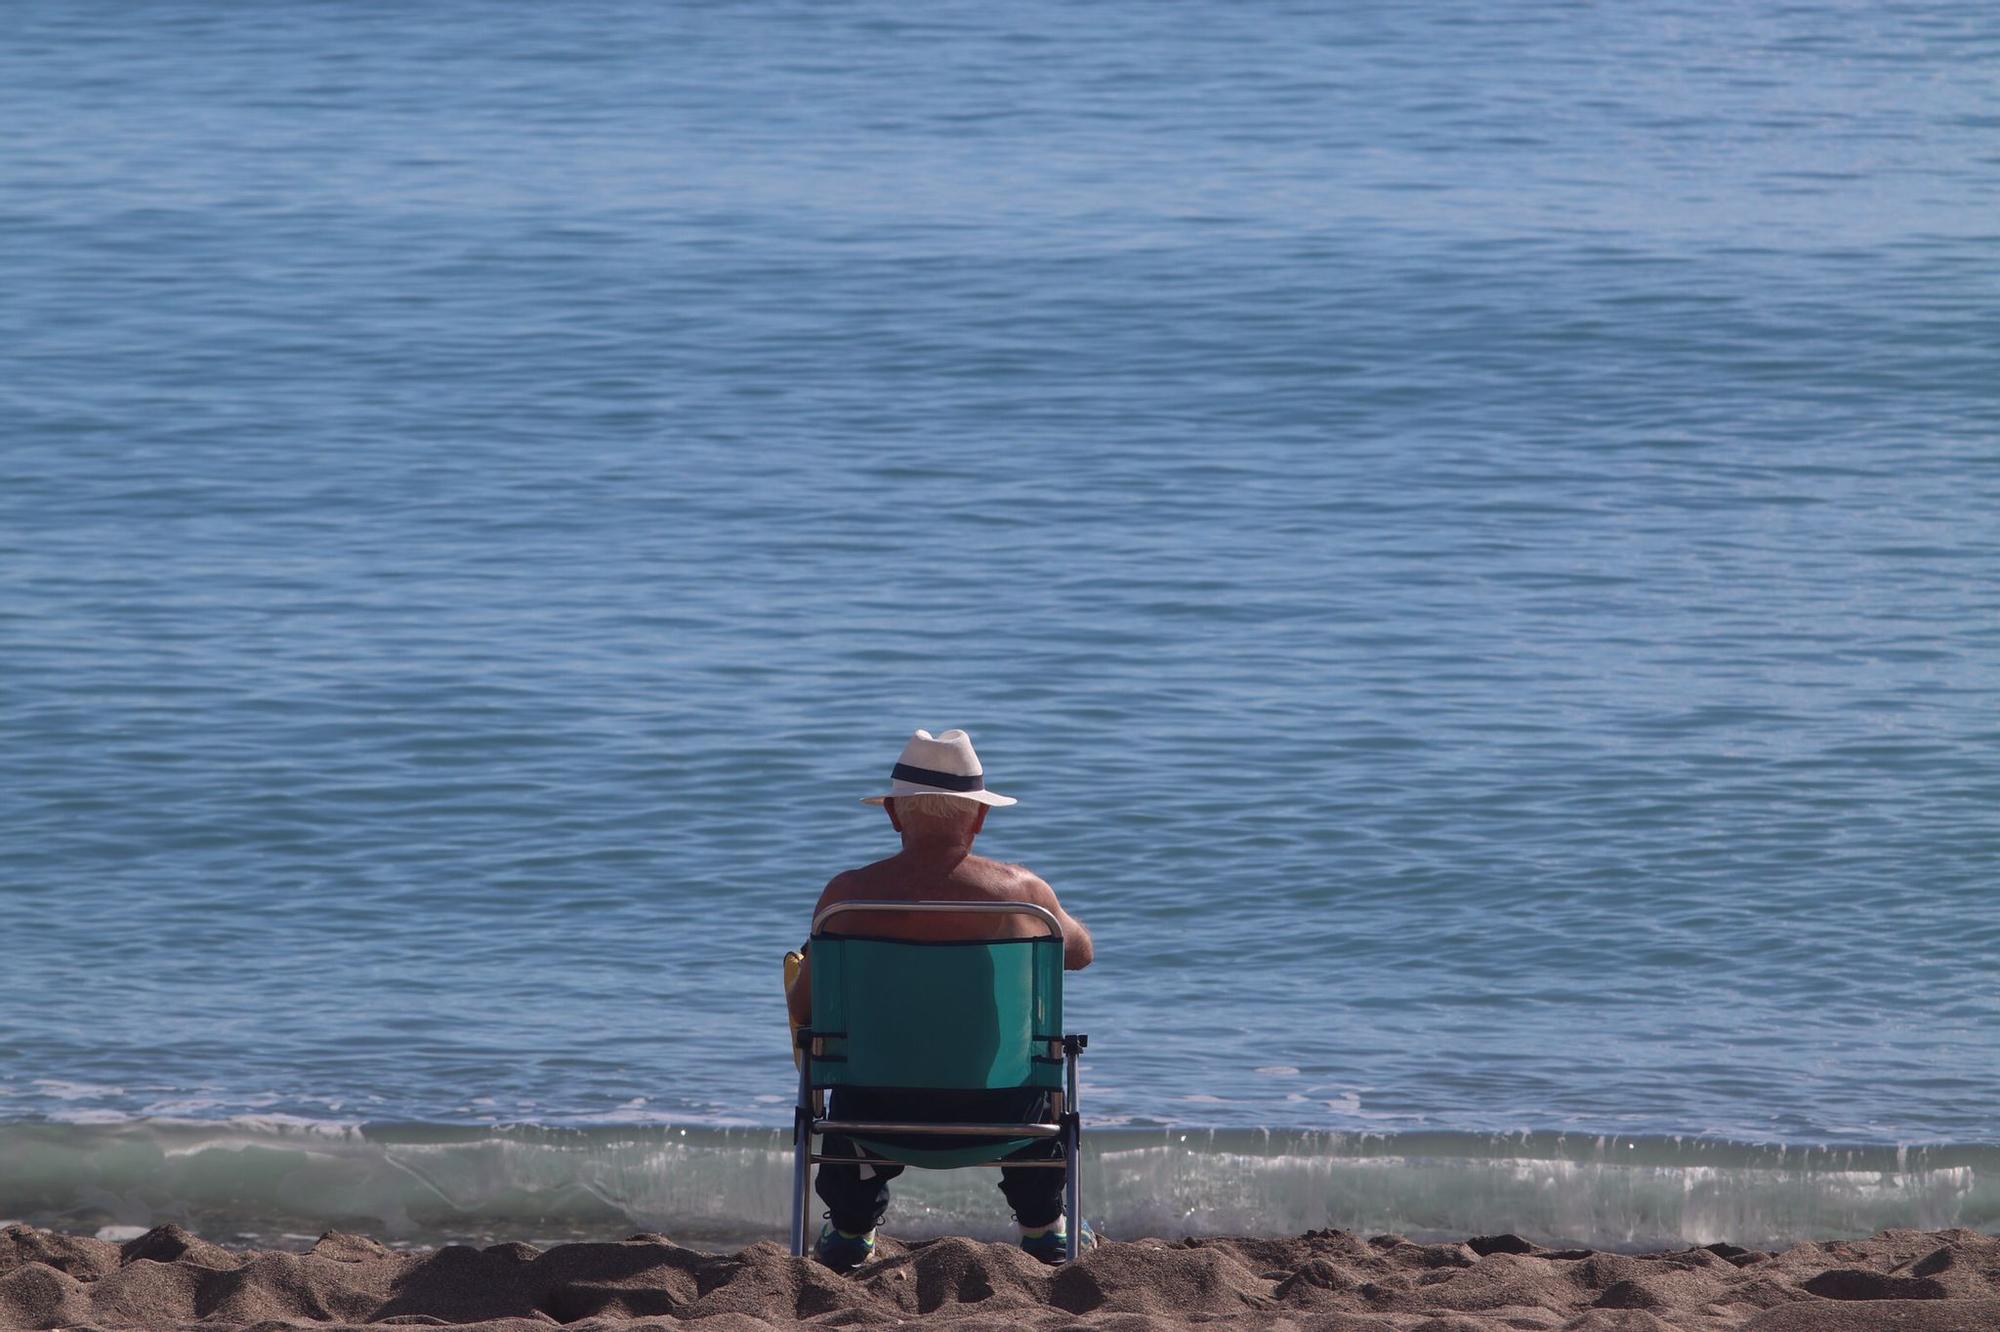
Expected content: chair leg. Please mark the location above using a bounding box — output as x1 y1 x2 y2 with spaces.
1064 1113 1081 1263
1064 1040 1083 1262
791 1062 812 1256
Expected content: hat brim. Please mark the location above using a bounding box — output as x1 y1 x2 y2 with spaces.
863 784 1016 808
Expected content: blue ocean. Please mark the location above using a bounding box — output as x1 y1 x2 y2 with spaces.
3 1 1996 1251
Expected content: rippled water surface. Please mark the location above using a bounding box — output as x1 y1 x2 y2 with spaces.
4 0 1998 1157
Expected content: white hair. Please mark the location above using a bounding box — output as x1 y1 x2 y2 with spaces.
893 794 983 825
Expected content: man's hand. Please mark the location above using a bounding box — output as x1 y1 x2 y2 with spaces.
787 951 812 1028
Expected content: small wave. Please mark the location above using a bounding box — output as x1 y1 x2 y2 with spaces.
27 1080 127 1103
0 1120 1993 1251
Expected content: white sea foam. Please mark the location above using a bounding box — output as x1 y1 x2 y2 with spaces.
2 1120 1992 1251
93 1225 150 1243
30 1080 126 1102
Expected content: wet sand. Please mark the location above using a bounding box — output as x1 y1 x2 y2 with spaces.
4 1223 1998 1331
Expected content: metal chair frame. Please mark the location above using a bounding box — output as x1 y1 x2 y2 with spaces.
790 900 1087 1263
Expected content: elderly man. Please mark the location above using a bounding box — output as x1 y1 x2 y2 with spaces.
787 729 1094 1270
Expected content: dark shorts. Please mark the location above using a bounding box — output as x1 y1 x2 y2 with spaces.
813 1087 1067 1232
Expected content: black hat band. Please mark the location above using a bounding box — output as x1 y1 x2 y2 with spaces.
890 762 984 793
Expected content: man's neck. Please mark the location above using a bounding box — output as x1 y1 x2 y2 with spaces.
896 835 977 864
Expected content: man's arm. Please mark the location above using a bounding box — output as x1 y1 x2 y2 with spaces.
1057 909 1093 971
1021 873 1093 971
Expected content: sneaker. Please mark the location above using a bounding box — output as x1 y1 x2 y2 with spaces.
812 1220 876 1273
1018 1217 1096 1265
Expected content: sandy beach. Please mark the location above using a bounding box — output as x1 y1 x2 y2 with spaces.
5 1224 1998 1332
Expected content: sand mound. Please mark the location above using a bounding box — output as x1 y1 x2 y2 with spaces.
1742 1300 2000 1332
1050 1239 1276 1316
860 1235 1051 1315
0 1222 1993 1330
0 1262 91 1330
120 1223 241 1269
0 1228 117 1282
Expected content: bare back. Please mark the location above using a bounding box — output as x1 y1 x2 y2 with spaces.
816 851 1079 949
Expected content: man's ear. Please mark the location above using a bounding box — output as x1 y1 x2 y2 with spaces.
971 805 988 837
884 798 902 832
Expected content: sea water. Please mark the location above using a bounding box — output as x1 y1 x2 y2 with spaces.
2 0 1996 1248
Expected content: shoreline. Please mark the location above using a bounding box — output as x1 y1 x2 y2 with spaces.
6 1223 1999 1330
7 1119 1993 1255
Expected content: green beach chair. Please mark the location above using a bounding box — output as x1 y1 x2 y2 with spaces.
790 900 1089 1263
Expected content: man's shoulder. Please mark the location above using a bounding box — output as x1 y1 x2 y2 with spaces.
965 856 1054 899
815 861 891 906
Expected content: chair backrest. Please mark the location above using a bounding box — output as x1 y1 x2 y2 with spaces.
807 930 1065 1093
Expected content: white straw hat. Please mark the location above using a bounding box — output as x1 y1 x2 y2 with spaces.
862 729 1017 807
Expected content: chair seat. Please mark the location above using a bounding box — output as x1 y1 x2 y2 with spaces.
814 1118 1064 1138
842 1138 1057 1169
